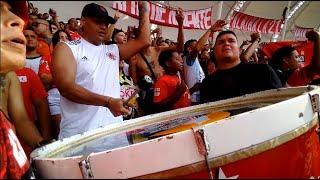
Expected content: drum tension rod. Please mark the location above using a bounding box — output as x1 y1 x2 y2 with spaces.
193 127 215 179
309 94 320 140
79 153 94 179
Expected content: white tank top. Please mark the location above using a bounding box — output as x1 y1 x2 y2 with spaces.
183 56 205 103
59 38 124 139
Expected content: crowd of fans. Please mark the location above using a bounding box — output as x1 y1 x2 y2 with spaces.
1 1 320 178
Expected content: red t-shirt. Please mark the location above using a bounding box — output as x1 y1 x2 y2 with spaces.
15 67 48 156
0 111 29 179
36 38 52 58
153 74 191 110
287 67 319 86
69 30 81 41
38 55 52 76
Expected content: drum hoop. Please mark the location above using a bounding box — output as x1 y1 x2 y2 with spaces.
135 117 319 179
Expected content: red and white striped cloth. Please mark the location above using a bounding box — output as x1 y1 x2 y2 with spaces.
230 11 283 34
293 25 314 40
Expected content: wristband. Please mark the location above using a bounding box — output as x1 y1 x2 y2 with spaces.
104 97 111 108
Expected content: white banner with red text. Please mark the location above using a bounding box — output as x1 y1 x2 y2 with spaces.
230 11 283 34
112 1 212 30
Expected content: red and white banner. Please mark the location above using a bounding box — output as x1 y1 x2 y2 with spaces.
294 25 313 40
112 1 212 30
230 11 283 34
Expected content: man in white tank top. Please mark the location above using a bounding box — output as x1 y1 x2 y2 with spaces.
52 2 151 151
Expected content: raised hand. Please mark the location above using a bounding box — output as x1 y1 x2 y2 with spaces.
306 30 320 42
114 10 121 21
107 97 130 117
210 19 228 33
250 32 261 42
175 8 184 25
152 27 161 36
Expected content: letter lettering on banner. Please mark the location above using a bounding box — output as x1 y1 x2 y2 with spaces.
204 9 211 29
112 1 212 30
192 11 200 29
251 18 261 32
196 10 204 29
113 1 126 11
130 1 139 16
239 16 247 31
183 11 192 28
168 10 177 25
267 21 276 34
155 6 166 23
150 3 156 21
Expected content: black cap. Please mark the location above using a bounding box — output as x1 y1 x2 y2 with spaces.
81 3 116 24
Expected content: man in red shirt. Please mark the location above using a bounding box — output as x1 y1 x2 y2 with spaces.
269 30 320 86
15 67 52 158
66 18 81 40
153 50 191 113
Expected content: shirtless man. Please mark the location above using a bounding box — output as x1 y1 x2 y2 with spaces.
128 9 184 115
129 8 185 84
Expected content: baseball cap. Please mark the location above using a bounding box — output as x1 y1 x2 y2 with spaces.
7 0 29 24
81 3 116 24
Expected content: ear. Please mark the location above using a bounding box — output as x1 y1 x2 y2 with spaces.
80 18 85 27
165 61 170 68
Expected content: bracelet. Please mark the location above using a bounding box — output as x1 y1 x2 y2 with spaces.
104 97 111 108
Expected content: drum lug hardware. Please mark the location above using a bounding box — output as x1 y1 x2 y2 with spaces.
79 153 94 179
309 94 320 113
309 94 320 140
193 127 214 179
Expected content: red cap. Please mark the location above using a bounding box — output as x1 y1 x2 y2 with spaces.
7 0 29 24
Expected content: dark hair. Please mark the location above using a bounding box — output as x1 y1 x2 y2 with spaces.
158 50 176 70
67 18 76 24
49 22 58 34
269 46 296 70
209 51 217 64
111 28 124 43
52 30 72 47
216 30 238 41
184 39 197 54
268 46 296 86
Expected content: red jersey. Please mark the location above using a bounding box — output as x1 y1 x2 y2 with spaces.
69 30 81 41
38 55 52 76
15 67 48 156
153 74 191 110
36 38 52 58
287 67 319 86
0 111 29 179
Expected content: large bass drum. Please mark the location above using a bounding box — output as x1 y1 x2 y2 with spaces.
31 86 320 179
